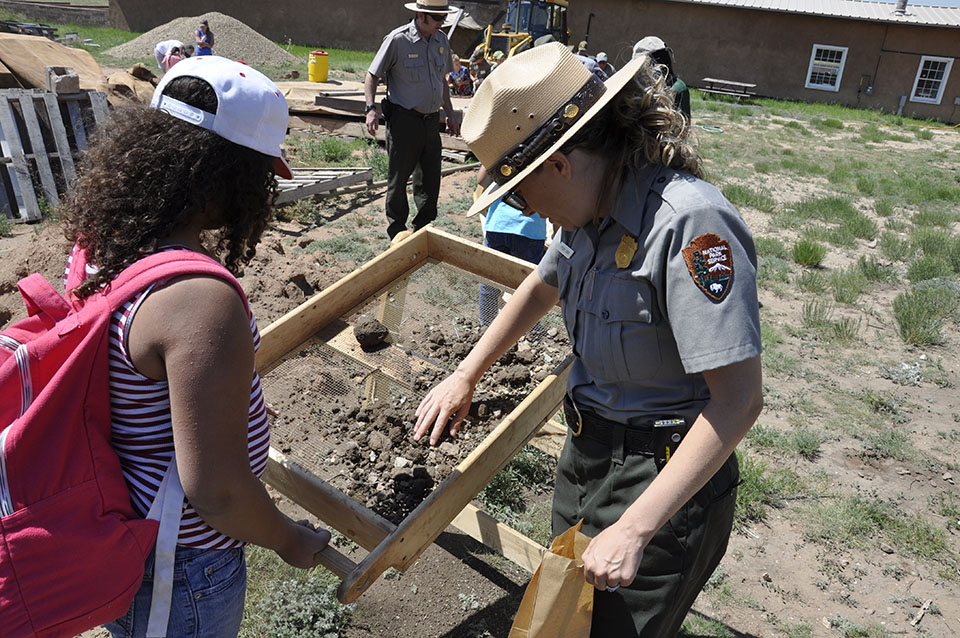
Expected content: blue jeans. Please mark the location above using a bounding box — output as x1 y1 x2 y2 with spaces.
105 546 246 638
479 232 546 327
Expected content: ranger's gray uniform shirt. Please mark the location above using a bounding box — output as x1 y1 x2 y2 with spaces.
538 165 761 426
369 20 453 114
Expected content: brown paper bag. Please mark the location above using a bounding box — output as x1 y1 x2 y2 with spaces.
508 520 593 638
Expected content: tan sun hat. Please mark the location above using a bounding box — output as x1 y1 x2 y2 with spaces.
462 42 645 217
403 0 460 13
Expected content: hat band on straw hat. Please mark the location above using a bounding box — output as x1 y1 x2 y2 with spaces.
491 74 605 186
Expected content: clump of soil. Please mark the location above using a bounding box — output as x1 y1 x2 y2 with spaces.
354 314 389 351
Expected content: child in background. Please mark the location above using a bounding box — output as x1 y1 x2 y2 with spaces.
447 55 472 96
161 46 183 73
475 165 547 327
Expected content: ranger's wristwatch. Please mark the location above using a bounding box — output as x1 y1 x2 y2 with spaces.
364 104 376 113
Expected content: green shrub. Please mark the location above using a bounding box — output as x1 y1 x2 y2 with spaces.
830 268 867 304
892 288 955 345
721 184 776 212
753 160 777 173
792 239 827 267
797 269 827 292
873 199 895 217
915 128 934 140
754 236 788 258
757 255 791 286
802 300 834 329
0 215 9 237
912 227 953 260
859 124 890 143
912 209 957 228
855 175 876 195
879 232 914 262
907 255 953 283
857 255 897 283
783 120 811 135
258 578 353 638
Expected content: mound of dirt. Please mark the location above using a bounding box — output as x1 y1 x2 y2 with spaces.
104 12 297 68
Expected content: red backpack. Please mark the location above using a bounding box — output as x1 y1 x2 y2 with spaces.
0 249 246 637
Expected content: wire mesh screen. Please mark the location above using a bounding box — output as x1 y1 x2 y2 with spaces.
260 260 568 485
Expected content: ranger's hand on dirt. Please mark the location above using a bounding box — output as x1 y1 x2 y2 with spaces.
413 369 475 446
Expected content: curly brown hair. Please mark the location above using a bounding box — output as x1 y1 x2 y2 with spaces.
61 76 278 297
559 55 702 211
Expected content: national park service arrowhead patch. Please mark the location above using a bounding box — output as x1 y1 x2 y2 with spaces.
681 233 734 302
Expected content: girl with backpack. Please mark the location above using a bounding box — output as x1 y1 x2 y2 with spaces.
59 56 330 637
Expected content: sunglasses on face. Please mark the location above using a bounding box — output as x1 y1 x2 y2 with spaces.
425 12 447 23
502 189 528 211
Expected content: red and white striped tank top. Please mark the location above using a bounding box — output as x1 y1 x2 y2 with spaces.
67 250 271 548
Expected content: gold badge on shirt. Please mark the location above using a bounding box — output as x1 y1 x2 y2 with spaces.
615 235 638 269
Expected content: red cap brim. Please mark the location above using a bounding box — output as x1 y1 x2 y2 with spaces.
274 155 292 180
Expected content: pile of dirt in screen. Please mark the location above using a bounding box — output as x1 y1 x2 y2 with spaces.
105 12 298 67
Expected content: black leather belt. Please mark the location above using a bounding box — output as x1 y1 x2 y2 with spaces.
563 396 654 457
392 102 439 119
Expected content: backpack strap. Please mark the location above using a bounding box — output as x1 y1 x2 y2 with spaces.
69 249 251 317
144 455 185 638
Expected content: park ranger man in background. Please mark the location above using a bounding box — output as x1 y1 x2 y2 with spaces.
365 0 462 240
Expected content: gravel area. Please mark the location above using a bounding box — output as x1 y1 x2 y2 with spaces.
104 11 298 67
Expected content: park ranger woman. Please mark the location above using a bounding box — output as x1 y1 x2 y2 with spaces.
414 43 764 636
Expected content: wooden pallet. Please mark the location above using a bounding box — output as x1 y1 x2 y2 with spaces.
256 227 573 602
0 88 109 222
275 166 375 205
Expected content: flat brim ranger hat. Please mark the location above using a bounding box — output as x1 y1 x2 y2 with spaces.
462 42 645 216
404 0 460 13
150 55 292 179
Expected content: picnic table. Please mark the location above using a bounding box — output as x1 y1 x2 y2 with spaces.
700 77 757 101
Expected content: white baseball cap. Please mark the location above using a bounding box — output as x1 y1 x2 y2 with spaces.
150 55 291 178
596 52 608 62
632 36 667 59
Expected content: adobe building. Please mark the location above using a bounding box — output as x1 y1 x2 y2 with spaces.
565 0 960 122
109 0 959 122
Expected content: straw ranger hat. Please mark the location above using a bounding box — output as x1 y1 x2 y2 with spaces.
404 0 459 13
462 42 645 216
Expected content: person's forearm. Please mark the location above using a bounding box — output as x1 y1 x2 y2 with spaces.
442 88 454 118
188 472 299 553
456 271 558 386
364 72 378 107
616 358 763 541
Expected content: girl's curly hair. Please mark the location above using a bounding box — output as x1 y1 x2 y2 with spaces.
61 76 278 297
559 55 701 209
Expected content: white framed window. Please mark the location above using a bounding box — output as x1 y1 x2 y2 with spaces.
910 56 953 104
805 44 848 92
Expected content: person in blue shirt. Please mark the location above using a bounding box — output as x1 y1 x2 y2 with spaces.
476 165 547 326
195 20 214 56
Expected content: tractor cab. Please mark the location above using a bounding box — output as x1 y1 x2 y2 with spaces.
478 0 569 63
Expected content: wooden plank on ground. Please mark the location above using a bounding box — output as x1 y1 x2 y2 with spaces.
65 99 87 150
275 167 374 205
42 93 75 185
450 502 545 573
87 90 110 124
17 94 58 206
264 447 395 551
0 92 40 220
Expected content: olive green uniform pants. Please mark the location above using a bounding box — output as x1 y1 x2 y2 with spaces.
384 106 442 239
552 432 739 638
